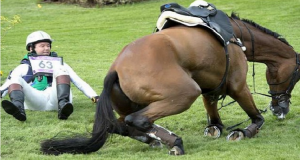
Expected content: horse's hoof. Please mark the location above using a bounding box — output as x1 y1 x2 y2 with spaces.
226 131 244 141
204 126 221 138
149 140 163 148
169 146 184 156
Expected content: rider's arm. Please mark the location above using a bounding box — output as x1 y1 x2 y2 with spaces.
63 62 98 100
0 64 30 98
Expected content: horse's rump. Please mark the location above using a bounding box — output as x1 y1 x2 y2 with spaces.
111 26 230 106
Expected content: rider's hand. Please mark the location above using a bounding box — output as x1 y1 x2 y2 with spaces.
91 96 100 103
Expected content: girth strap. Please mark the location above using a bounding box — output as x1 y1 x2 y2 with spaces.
202 46 229 97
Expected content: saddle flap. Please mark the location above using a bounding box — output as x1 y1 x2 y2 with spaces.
208 21 221 33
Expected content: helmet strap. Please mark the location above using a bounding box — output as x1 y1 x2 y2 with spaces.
30 42 39 53
29 44 37 56
28 51 37 57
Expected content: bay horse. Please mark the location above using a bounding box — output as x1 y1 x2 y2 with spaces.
41 25 264 155
229 13 300 119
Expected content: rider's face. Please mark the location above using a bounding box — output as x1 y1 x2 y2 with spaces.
32 42 51 56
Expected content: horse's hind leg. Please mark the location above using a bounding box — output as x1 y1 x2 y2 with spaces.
110 120 163 147
227 85 265 141
110 83 164 147
123 75 201 155
124 96 200 155
112 120 186 155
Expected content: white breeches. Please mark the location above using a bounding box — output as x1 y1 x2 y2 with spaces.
10 65 72 111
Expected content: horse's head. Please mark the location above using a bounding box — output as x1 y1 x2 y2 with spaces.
268 53 300 119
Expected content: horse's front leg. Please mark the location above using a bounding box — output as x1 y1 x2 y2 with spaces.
227 85 265 141
202 95 224 138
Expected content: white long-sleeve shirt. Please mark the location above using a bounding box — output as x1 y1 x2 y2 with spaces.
1 62 98 99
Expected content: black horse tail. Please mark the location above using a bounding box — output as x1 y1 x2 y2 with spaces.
41 71 120 155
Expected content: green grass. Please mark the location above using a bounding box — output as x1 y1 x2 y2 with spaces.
1 0 300 159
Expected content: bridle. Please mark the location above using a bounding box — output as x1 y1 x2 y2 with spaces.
231 17 300 101
268 53 300 98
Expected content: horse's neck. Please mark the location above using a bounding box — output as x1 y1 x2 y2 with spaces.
232 21 295 63
231 19 298 83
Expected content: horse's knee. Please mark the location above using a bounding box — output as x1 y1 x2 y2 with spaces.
125 114 152 132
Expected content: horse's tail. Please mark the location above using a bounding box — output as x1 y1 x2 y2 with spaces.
41 71 120 155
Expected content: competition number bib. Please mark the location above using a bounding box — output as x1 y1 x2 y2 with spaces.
29 56 63 76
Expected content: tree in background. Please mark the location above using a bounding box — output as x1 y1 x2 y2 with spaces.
1 15 21 49
1 0 21 77
42 0 149 6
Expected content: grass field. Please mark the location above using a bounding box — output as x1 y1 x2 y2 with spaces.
1 0 300 159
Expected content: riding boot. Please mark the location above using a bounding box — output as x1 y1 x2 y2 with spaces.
1 84 26 121
56 75 73 120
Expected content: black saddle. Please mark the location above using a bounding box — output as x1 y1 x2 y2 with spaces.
160 2 217 18
158 2 233 46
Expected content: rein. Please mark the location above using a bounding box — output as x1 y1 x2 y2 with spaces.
239 20 271 97
231 18 273 98
216 18 270 130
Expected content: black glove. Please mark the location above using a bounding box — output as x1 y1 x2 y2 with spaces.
91 96 100 103
0 90 3 99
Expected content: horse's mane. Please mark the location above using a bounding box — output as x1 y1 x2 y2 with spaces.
230 12 291 47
